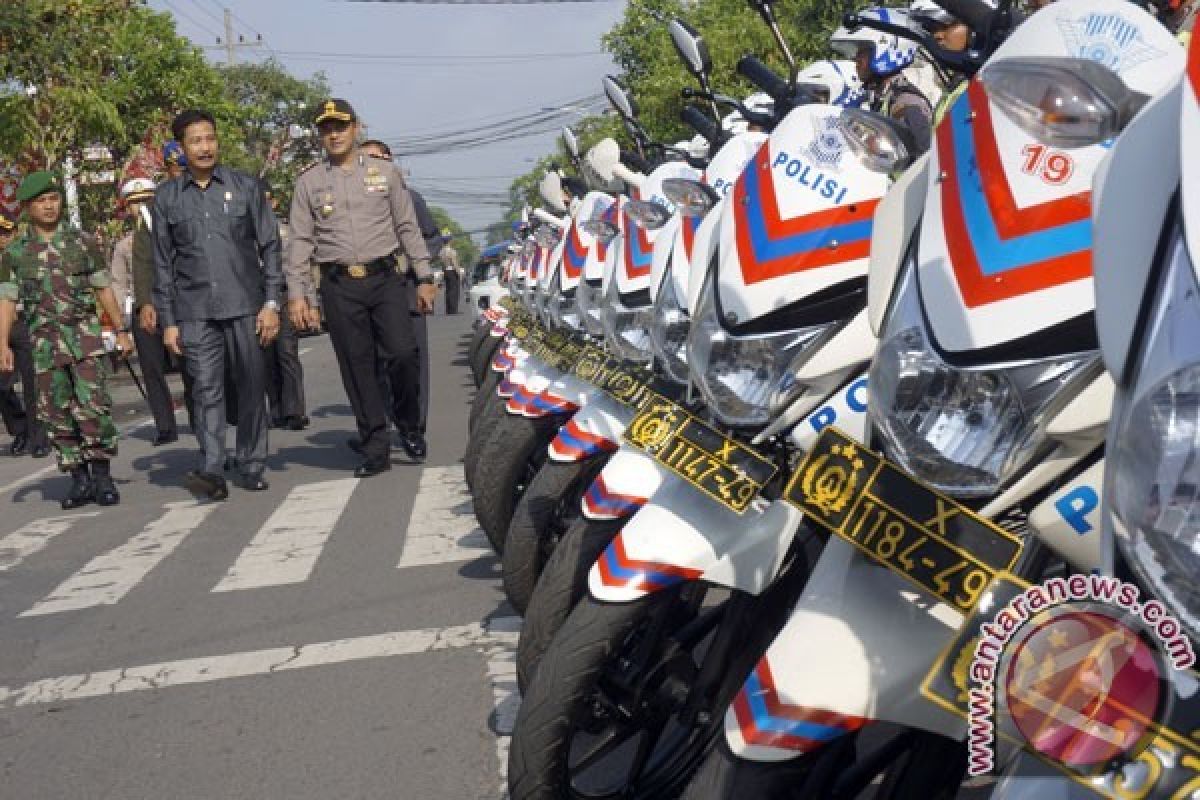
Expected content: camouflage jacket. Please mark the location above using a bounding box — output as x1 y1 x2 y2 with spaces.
0 225 111 371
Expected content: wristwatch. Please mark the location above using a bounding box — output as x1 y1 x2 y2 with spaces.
416 275 436 286
264 300 281 311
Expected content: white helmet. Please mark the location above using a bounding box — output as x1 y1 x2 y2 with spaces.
685 134 710 160
794 59 866 107
908 0 956 28
721 110 749 136
722 93 775 135
830 7 921 79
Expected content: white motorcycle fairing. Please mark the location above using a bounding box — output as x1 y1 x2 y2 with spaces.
615 161 697 298
726 0 1184 762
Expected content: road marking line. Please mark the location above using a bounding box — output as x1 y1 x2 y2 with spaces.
484 615 521 796
0 513 101 573
0 417 159 497
397 466 491 568
212 478 358 592
20 501 219 617
0 618 520 709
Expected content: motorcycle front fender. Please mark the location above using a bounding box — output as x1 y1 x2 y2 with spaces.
547 393 633 464
579 443 665 520
587 480 802 603
723 538 966 761
515 370 592 419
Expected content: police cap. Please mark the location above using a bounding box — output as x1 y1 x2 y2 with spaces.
315 98 356 126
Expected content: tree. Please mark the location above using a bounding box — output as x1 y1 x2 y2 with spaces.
218 60 330 210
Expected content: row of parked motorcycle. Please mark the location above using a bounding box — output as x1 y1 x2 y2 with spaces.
462 0 1200 796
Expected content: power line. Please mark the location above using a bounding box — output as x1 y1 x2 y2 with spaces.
162 0 222 39
186 0 224 27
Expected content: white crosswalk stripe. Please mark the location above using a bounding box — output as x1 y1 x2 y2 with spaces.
20 501 219 617
0 512 100 573
397 465 492 568
212 477 359 592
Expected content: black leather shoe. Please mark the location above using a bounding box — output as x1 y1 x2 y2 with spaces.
224 455 238 472
9 433 27 456
31 443 50 458
236 473 269 491
152 430 178 447
398 431 427 463
354 459 391 478
186 470 229 501
285 415 310 431
270 416 285 430
347 437 364 454
94 476 120 506
61 467 95 510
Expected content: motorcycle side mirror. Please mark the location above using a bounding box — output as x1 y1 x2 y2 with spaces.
980 57 1149 148
538 171 568 214
667 19 712 78
561 126 580 160
603 75 637 120
585 138 622 183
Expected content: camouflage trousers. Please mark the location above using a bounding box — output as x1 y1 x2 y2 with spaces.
35 356 118 470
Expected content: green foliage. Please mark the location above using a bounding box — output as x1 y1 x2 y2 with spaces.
498 0 854 223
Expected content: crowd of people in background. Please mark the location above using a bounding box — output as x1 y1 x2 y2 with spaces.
0 100 467 507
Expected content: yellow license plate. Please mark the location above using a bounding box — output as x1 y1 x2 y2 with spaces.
624 397 777 514
784 427 1022 614
571 347 664 410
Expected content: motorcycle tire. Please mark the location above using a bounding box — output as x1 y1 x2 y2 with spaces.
471 411 559 553
465 378 508 492
469 367 503 433
515 515 622 692
502 454 611 616
871 731 967 800
471 331 504 387
467 324 491 384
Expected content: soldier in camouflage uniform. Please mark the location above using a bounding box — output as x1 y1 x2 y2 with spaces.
0 172 133 509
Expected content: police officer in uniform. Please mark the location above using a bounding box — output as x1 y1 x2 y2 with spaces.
0 172 132 508
287 99 436 476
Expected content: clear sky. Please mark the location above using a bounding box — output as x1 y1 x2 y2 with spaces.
148 0 625 235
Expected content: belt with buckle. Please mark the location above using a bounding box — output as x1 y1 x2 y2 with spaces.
321 253 396 279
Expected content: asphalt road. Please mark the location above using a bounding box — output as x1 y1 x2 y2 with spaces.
0 312 518 799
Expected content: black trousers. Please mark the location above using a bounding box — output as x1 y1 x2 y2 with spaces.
178 315 268 477
133 319 193 435
0 320 47 447
265 310 305 422
322 268 420 462
378 277 429 434
444 270 461 314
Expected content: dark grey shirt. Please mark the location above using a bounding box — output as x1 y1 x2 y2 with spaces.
151 165 283 326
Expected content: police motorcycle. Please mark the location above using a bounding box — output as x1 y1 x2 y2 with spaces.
974 22 1200 800
505 10 915 800
511 49 868 691
468 220 530 388
669 1 1185 797
501 35 773 618
470 172 619 551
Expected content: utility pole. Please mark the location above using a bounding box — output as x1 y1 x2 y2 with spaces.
216 8 262 65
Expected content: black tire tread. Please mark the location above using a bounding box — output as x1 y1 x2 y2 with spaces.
471 412 558 553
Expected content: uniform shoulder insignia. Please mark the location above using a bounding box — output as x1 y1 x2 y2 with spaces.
297 160 320 177
366 153 391 161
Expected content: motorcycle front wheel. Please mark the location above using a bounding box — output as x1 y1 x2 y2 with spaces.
467 324 491 384
503 454 611 615
471 411 561 553
471 332 504 387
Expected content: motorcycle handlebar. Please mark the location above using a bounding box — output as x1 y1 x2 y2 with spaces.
736 55 790 104
679 106 722 149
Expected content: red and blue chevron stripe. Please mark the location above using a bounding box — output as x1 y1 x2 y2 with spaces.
595 532 702 592
937 82 1092 309
597 201 618 262
623 204 654 280
681 214 702 263
550 418 619 461
522 390 579 418
506 385 537 414
582 474 646 518
496 375 517 399
1191 27 1200 99
732 147 878 286
491 349 516 372
564 222 588 280
732 659 868 752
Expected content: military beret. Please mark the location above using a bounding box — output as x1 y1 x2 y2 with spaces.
162 140 187 167
315 98 356 126
16 171 63 202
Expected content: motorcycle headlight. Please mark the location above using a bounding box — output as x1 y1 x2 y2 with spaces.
688 267 834 428
870 262 1100 496
663 178 719 218
601 277 653 363
1108 231 1200 641
650 271 690 385
577 278 604 337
